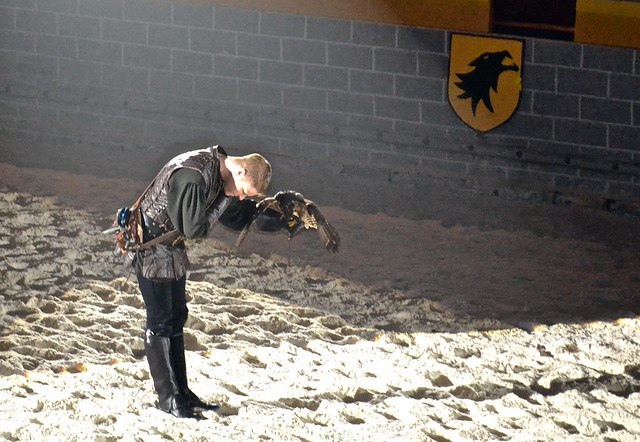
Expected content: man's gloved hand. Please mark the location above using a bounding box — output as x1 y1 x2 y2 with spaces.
254 208 304 238
253 208 283 232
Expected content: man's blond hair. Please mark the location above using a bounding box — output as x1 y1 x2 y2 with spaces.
234 153 272 196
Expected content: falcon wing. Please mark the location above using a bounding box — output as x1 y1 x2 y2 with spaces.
234 197 278 249
306 202 340 253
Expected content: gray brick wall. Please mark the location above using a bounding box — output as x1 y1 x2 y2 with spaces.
1 0 640 218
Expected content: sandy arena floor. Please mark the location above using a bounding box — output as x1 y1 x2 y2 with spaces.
1 162 640 440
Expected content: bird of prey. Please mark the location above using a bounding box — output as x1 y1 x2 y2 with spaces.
235 190 340 253
455 50 520 116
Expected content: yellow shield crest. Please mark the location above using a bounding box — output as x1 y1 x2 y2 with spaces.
448 34 523 132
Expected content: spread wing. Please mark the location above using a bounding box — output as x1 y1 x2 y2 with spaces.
234 197 277 249
305 201 340 253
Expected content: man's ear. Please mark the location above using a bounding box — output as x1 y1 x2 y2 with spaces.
235 167 247 177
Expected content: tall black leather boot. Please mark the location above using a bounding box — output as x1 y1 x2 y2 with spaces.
169 334 219 411
144 330 201 419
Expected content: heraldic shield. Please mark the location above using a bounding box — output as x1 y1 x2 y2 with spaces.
448 34 523 132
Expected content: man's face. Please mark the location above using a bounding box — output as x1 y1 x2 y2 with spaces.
224 171 258 200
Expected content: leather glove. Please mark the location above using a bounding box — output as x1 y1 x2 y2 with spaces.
254 208 305 238
254 208 286 232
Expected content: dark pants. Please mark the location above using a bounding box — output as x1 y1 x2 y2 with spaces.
137 274 188 338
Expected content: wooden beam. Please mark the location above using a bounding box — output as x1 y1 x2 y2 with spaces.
575 0 640 49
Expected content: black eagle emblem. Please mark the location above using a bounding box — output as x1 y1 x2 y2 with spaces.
236 190 340 253
455 50 520 116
